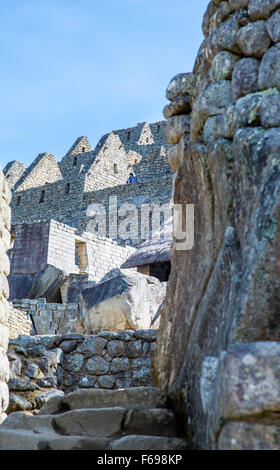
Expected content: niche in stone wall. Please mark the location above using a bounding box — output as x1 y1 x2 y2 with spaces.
75 240 88 274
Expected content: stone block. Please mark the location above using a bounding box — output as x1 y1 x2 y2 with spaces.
124 408 178 437
35 390 64 409
79 376 97 388
232 58 260 100
126 340 142 358
7 393 33 413
165 73 193 101
98 375 115 389
237 21 271 57
258 43 280 90
248 0 280 21
111 435 187 450
218 422 280 450
260 93 280 127
110 357 130 373
218 342 280 420
85 356 110 375
53 408 126 437
165 115 191 144
63 387 167 410
107 340 126 357
63 353 84 373
77 336 107 355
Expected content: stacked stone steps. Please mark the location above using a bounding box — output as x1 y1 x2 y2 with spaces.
0 387 187 450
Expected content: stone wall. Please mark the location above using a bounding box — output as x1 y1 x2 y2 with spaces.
4 120 172 249
9 220 136 300
4 161 25 189
0 169 11 424
15 153 63 191
8 305 32 339
7 330 156 413
152 0 280 450
10 177 172 249
12 299 81 336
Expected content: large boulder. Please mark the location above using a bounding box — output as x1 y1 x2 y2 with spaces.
79 270 166 333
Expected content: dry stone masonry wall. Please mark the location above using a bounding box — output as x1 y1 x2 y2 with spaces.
152 0 280 450
7 330 156 414
0 169 11 425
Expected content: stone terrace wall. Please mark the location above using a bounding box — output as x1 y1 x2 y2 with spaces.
152 0 280 450
7 330 156 413
0 169 11 424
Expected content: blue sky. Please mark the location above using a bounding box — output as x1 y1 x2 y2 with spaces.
0 0 209 169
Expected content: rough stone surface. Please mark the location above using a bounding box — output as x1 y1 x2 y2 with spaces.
210 51 239 81
62 387 167 411
53 408 126 437
232 57 260 99
0 169 11 425
237 21 271 57
218 422 280 450
260 93 280 127
258 43 280 90
80 271 166 333
0 386 186 450
248 0 280 20
153 0 280 451
111 435 187 450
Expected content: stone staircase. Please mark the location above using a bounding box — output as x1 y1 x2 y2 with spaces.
0 387 187 450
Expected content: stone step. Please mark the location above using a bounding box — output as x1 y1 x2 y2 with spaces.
40 386 167 414
0 429 110 450
53 407 126 437
0 411 55 434
110 435 188 450
0 428 186 450
53 407 179 438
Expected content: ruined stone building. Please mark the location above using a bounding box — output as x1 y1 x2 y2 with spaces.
2 120 173 336
1 0 280 451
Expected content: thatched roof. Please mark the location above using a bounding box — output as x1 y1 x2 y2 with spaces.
121 219 172 269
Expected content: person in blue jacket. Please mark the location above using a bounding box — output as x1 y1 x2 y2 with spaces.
127 173 136 184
